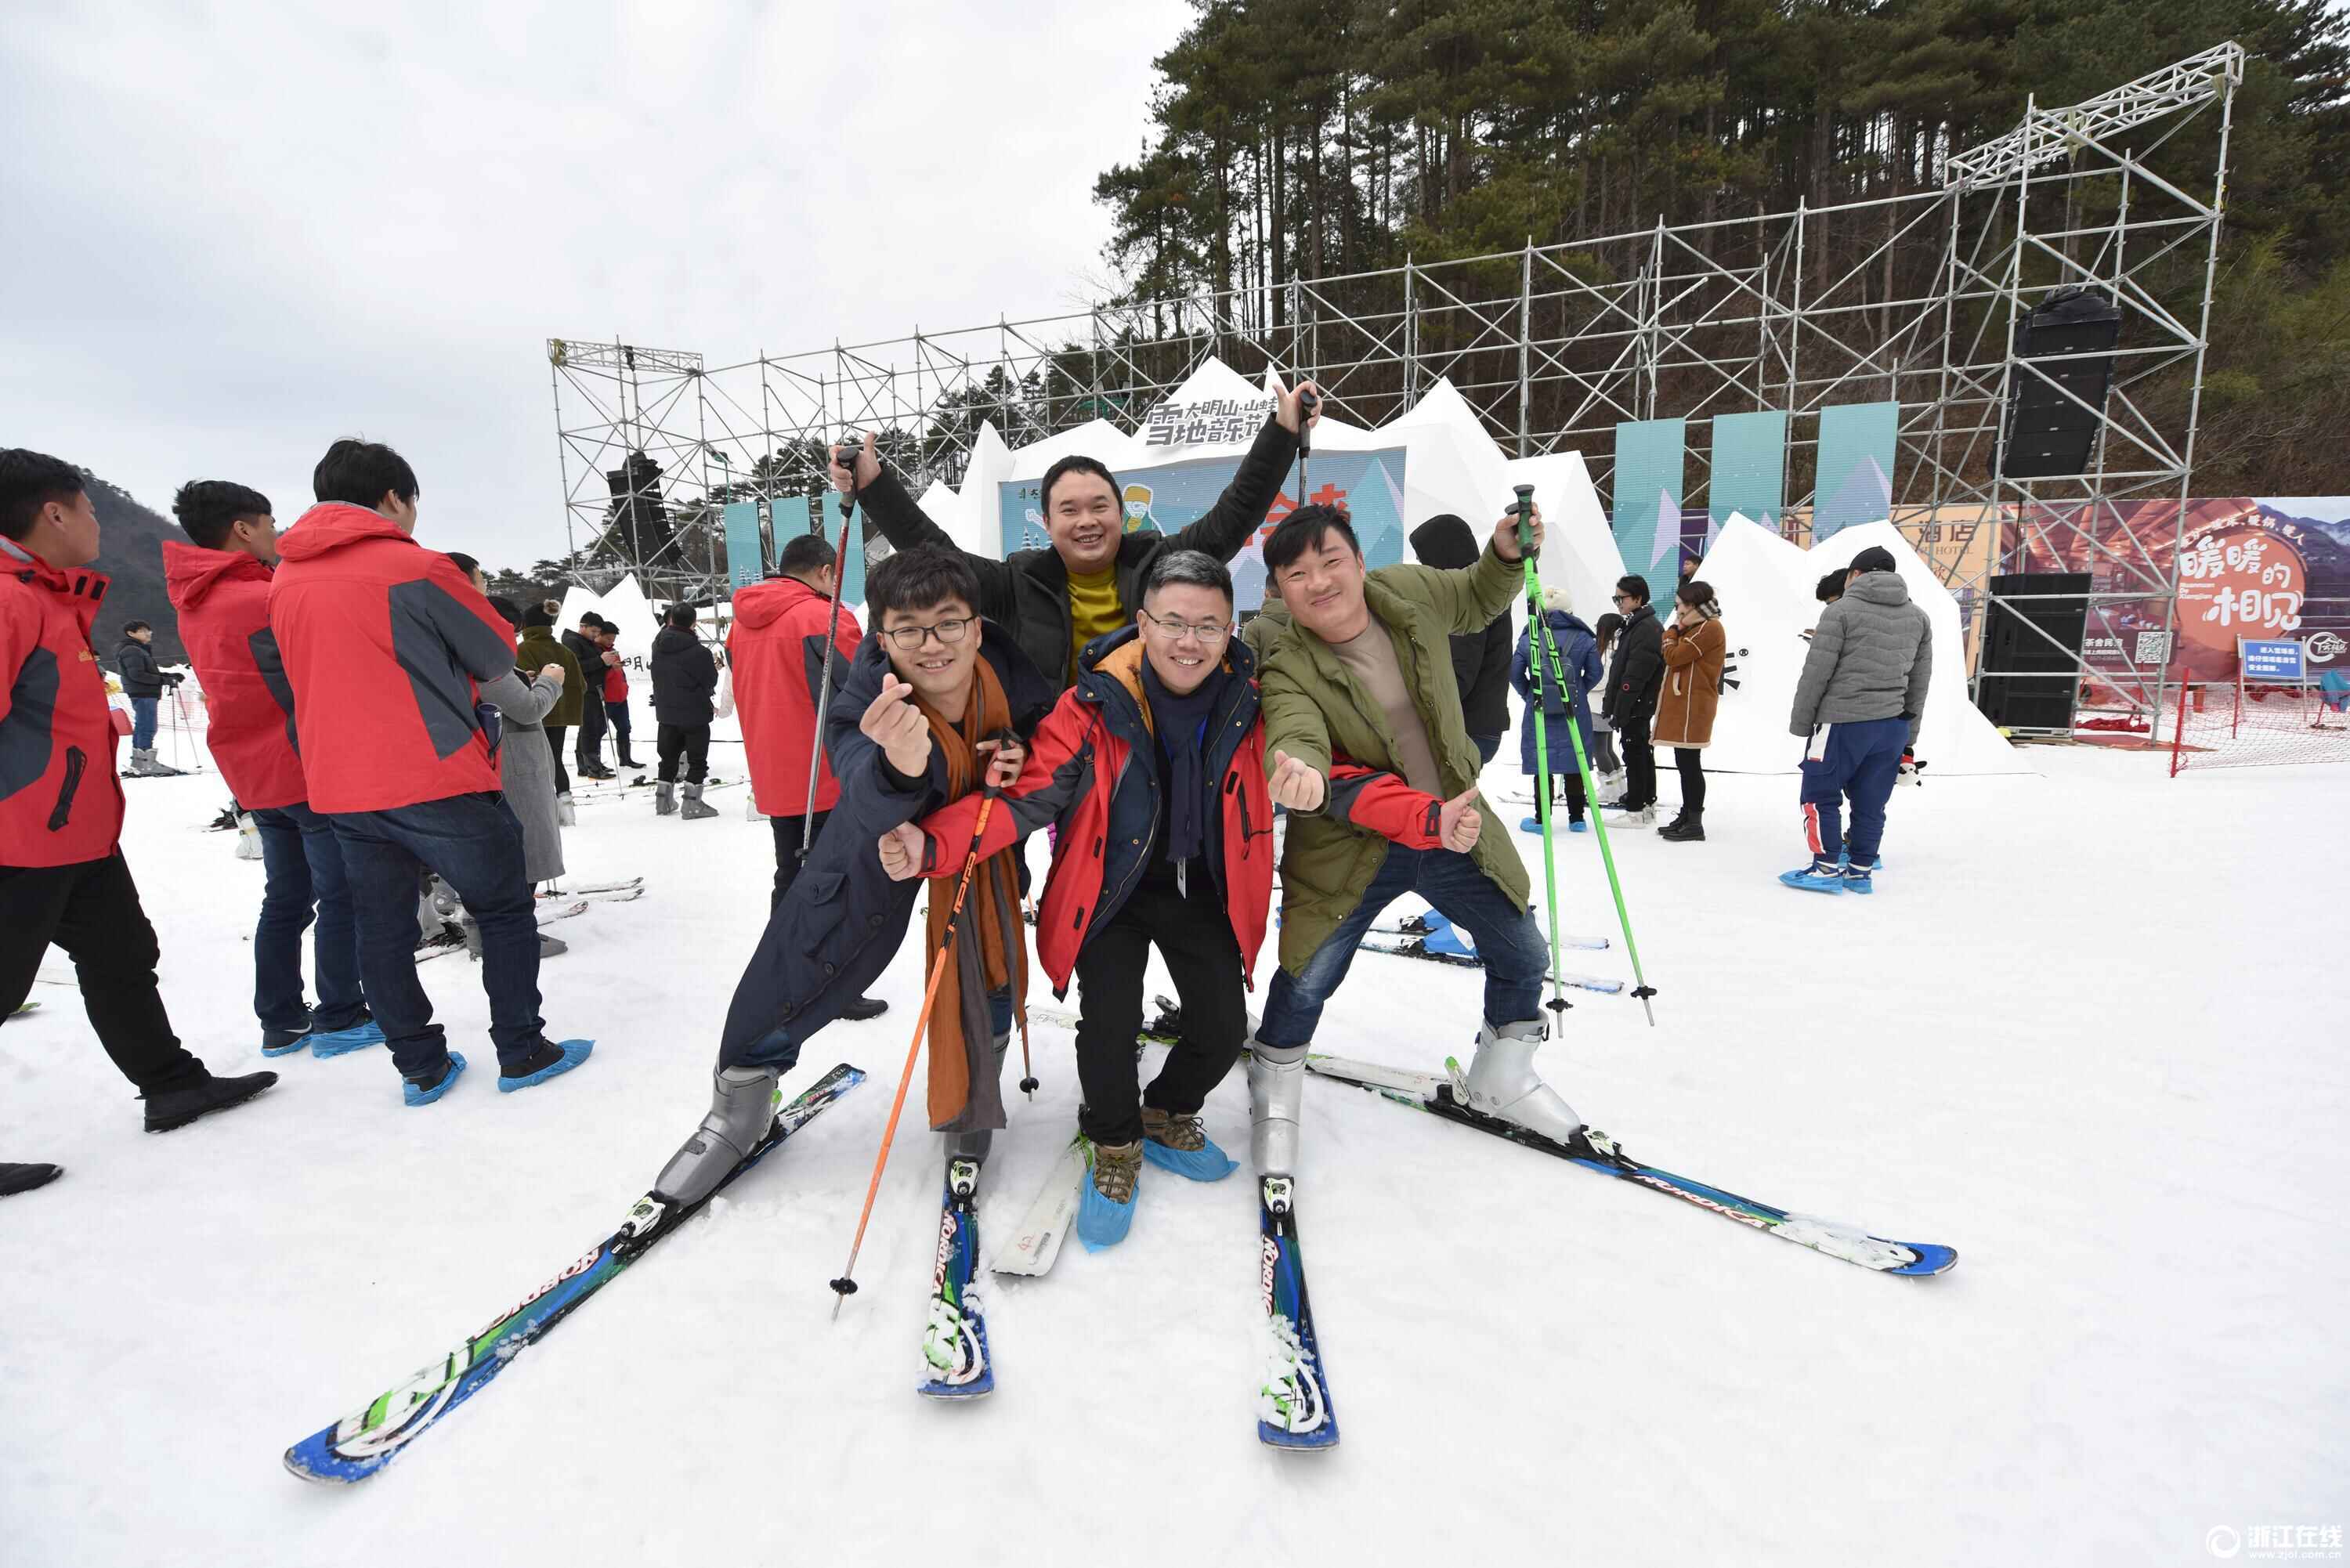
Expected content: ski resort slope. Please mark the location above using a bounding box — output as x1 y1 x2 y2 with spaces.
2 746 2341 1567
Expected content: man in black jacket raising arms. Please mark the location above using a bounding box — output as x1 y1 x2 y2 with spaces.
830 381 1320 698
650 605 718 820
1602 574 1665 826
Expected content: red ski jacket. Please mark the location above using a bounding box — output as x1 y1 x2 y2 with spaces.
266 504 521 814
161 542 306 811
728 576 861 818
0 548 125 866
911 627 1273 995
602 658 627 703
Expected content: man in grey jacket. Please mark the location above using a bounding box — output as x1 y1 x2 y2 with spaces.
1781 544 1930 894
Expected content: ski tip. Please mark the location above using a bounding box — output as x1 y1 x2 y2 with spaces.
1258 1422 1342 1452
1885 1242 1959 1277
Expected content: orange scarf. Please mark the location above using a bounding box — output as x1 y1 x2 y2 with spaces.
916 655 1028 1131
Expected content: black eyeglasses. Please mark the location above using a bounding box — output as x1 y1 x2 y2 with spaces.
1139 609 1232 644
880 616 974 650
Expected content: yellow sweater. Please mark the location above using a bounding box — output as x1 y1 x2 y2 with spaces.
1067 565 1124 680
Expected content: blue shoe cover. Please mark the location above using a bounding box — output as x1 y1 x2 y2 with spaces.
403 1051 468 1107
1076 1178 1135 1252
1423 923 1477 958
309 1021 385 1059
498 1039 594 1093
1519 815 1543 833
261 1031 312 1058
1777 865 1846 894
1143 1133 1238 1182
1568 818 1589 833
1841 866 1875 895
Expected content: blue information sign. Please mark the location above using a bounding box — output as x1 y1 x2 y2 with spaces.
2239 638 2305 681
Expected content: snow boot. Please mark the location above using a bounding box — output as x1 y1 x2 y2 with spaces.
555 793 577 827
655 782 677 817
1777 858 1846 894
654 1064 781 1205
1141 1107 1238 1181
497 1037 594 1093
309 1020 385 1058
679 782 718 820
539 932 569 957
0 1162 62 1198
1077 1139 1143 1251
1246 1039 1306 1176
143 1064 279 1132
616 750 643 769
1656 813 1706 842
403 1052 467 1107
838 995 888 1021
1457 1019 1582 1143
235 813 263 860
1607 801 1657 827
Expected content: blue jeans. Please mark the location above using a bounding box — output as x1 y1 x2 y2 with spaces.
251 801 368 1034
330 793 544 1079
131 696 157 750
1258 844 1549 1048
1799 717 1907 867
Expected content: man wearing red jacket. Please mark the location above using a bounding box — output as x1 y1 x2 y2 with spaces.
0 449 277 1170
727 532 887 1020
593 623 638 770
164 480 382 1061
884 550 1270 1248
269 439 592 1107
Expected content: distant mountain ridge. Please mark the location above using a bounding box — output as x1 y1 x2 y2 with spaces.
80 471 188 671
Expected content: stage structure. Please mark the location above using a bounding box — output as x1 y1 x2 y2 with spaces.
549 44 2240 729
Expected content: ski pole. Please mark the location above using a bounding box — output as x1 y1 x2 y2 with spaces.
1513 485 1658 1027
801 436 862 865
1512 486 1574 1028
829 791 1001 1315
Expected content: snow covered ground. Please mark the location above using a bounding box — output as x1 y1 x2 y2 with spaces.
3 733 2343 1567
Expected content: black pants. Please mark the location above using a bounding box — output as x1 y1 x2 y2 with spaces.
575 699 607 770
1530 768 1589 821
1673 746 1706 816
1072 880 1247 1147
768 811 830 912
657 722 710 786
544 726 570 794
1617 713 1656 809
0 852 199 1093
605 701 634 764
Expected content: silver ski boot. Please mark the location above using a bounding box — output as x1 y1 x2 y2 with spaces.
654 782 676 817
680 782 718 820
1459 1018 1583 1143
653 1065 782 1205
1246 1038 1305 1176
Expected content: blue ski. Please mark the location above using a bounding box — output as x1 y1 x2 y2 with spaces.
284 1063 866 1483
917 1156 993 1399
1256 1176 1340 1451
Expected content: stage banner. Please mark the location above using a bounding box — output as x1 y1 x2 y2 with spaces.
999 446 1409 612
722 501 764 591
1812 402 1898 544
1708 410 1787 537
1611 418 1685 585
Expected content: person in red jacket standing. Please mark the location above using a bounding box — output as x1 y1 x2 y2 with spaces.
884 550 1271 1248
269 439 591 1107
0 449 277 1176
728 533 885 1020
593 623 638 769
164 479 383 1060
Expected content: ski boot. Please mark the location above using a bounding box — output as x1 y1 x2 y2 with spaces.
1455 1019 1583 1143
680 782 718 820
653 1064 780 1206
655 782 677 817
1246 1038 1306 1176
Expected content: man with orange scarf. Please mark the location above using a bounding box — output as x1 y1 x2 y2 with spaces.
651 549 1053 1208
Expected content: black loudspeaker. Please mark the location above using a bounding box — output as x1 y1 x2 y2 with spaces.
1976 572 2091 729
1998 286 2121 480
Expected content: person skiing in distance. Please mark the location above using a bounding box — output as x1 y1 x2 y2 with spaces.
1600 575 1665 826
114 618 184 775
831 380 1318 696
562 612 614 779
1781 544 1932 895
727 531 887 1021
1510 586 1602 836
594 623 638 769
268 437 593 1104
653 548 1050 1209
163 479 382 1058
516 606 585 814
649 603 719 819
1249 500 1579 1176
884 549 1269 1248
0 447 278 1145
1653 578 1726 844
1409 513 1514 768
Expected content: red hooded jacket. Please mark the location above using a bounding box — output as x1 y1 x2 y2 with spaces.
161 542 307 811
266 504 520 815
1 548 125 866
728 576 861 818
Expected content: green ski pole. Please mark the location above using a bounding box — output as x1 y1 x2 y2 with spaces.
1513 484 1658 1026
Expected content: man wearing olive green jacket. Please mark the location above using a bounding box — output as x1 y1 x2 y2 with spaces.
1251 503 1582 1176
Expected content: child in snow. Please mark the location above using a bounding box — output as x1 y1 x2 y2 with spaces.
1509 585 1603 836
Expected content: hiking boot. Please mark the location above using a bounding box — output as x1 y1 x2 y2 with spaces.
143 1065 279 1132
1076 1138 1144 1252
1141 1105 1207 1152
1141 1107 1238 1182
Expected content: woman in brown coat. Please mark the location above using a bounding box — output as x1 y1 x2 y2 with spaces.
1654 579 1726 842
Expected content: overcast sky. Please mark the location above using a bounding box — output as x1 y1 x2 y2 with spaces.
0 0 1191 567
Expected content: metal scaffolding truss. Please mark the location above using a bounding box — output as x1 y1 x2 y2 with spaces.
548 44 2241 725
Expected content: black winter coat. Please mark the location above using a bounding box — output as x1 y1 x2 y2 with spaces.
715 624 1053 1068
1603 604 1665 724
1448 615 1514 739
856 416 1297 698
115 639 168 698
649 625 718 725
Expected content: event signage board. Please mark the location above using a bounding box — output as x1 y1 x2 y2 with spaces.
2238 638 2305 681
